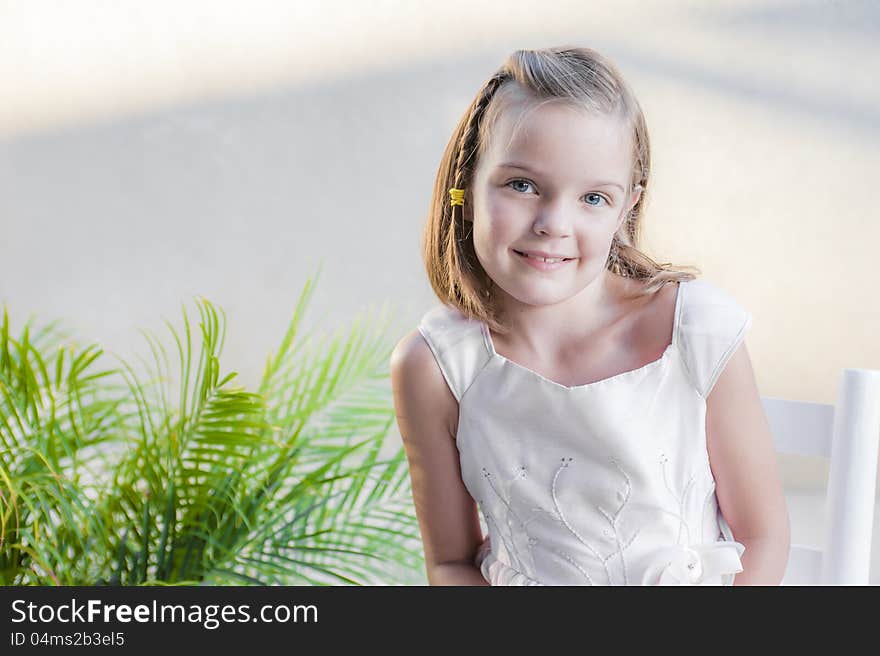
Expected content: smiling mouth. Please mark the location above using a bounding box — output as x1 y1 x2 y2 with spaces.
513 250 576 263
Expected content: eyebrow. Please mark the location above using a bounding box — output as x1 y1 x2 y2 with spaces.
497 162 626 193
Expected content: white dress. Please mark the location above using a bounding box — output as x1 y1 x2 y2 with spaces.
417 278 752 586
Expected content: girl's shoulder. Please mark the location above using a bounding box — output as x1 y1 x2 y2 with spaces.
415 303 493 403
678 277 749 313
675 277 753 399
418 302 479 332
390 326 462 446
391 302 491 438
417 303 486 349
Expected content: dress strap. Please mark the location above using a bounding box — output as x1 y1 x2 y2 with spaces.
676 279 753 399
417 304 493 403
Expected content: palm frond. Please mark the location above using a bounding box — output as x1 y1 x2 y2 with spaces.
1 269 426 586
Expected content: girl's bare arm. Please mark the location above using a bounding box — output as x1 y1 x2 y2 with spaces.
390 329 489 586
706 341 791 585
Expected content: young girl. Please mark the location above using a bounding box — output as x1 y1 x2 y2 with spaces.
391 46 790 585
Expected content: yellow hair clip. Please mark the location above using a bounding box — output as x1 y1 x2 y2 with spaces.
448 187 465 206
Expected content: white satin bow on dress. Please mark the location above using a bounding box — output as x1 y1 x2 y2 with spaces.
475 535 745 585
641 540 746 585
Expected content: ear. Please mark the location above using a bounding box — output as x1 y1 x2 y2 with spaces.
626 185 643 213
616 185 642 231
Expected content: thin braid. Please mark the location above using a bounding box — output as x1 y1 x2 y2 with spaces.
447 72 510 304
452 72 509 193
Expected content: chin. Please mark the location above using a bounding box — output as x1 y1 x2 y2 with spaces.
496 283 574 308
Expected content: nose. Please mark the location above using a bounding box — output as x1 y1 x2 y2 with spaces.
532 198 572 238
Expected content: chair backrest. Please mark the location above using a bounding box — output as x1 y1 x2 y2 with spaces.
762 368 880 585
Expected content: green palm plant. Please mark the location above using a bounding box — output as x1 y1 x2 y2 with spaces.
0 268 426 585
0 308 123 584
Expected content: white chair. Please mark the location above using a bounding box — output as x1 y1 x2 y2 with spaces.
762 368 880 585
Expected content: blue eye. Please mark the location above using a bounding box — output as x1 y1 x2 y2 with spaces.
506 179 609 207
507 179 535 194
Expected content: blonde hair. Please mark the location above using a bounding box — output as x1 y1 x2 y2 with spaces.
422 46 699 335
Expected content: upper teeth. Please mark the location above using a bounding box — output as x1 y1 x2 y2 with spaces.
524 253 564 263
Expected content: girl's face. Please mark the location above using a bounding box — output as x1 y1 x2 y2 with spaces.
470 101 641 309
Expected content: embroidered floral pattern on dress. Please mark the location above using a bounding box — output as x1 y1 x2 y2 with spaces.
478 464 541 576
475 451 746 586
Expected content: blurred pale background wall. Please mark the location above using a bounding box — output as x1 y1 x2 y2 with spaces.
1 0 879 579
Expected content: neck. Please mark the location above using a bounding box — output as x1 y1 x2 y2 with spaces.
492 270 630 360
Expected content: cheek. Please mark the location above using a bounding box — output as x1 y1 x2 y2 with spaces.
474 194 517 243
470 211 493 259
576 225 617 258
